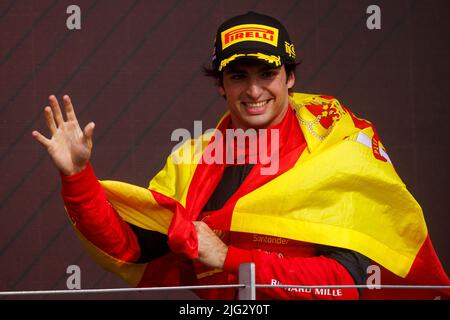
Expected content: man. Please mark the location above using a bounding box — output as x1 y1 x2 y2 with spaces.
32 12 448 300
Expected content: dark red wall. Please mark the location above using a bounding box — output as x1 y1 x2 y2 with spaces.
0 0 448 299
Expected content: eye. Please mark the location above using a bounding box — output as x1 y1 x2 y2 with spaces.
261 70 277 79
229 73 246 81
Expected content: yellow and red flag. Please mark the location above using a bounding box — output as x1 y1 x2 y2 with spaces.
73 93 449 299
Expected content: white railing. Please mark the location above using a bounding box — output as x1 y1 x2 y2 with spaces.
0 263 448 300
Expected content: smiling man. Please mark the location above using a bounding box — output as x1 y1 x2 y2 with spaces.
219 60 294 130
32 11 449 300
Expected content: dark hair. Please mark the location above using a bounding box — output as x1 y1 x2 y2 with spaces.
202 60 302 92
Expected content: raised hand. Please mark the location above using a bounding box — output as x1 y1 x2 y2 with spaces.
32 95 95 176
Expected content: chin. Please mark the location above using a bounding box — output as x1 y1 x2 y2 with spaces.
243 116 273 129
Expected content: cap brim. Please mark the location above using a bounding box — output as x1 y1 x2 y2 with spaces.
218 52 282 71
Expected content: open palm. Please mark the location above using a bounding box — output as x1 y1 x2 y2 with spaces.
32 95 95 176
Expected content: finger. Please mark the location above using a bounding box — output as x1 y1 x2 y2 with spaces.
63 94 78 122
32 130 51 148
194 221 210 230
44 106 57 135
192 221 202 231
83 122 95 144
48 95 64 127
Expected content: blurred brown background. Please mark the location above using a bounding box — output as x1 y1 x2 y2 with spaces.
0 0 449 299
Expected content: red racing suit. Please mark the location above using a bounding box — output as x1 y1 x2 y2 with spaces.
62 162 365 300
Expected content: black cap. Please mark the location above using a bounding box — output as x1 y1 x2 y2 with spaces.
212 11 296 72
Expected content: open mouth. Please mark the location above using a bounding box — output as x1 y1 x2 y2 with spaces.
242 99 272 114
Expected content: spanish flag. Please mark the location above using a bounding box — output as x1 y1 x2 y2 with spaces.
73 93 449 299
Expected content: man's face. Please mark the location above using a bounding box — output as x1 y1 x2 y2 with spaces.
219 61 295 130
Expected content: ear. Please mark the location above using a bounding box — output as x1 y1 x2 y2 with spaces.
217 79 226 97
286 71 295 90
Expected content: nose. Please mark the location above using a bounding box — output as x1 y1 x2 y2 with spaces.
245 78 263 100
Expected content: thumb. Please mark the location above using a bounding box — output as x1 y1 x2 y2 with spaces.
83 122 95 142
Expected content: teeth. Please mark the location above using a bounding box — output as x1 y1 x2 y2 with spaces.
245 100 269 108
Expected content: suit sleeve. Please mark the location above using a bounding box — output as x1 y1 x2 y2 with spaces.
61 163 141 262
223 246 361 299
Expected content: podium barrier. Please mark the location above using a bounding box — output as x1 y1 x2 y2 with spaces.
0 263 449 299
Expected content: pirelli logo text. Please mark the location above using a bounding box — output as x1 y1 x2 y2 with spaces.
221 24 279 49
